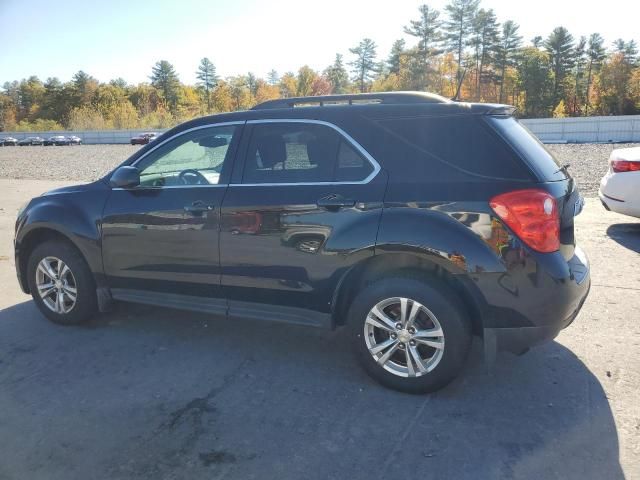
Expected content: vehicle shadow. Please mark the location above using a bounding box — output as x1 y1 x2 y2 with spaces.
0 300 624 480
607 223 640 253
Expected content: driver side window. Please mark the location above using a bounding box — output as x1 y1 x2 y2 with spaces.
136 125 237 187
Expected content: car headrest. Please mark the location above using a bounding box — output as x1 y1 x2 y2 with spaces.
256 135 286 169
306 137 336 166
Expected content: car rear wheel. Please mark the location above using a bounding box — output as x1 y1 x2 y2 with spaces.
27 240 98 325
348 276 471 393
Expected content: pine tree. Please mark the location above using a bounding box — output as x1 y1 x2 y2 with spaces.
195 57 218 113
267 69 280 85
585 33 606 115
349 39 378 93
404 4 442 68
324 54 350 93
544 27 576 105
387 40 406 75
443 0 480 87
471 8 500 100
572 36 587 114
496 20 522 103
150 60 180 113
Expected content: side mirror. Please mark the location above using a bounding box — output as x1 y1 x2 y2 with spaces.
110 166 140 188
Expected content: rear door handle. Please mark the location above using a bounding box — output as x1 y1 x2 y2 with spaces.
317 194 356 210
184 201 214 214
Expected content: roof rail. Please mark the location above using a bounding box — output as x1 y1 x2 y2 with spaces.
252 91 450 110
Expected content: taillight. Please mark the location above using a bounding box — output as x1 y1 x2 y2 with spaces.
611 159 640 173
489 189 560 253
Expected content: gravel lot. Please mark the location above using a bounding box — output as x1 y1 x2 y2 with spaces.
1 143 638 196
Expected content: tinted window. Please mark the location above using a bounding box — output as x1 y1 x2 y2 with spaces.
243 122 373 184
488 116 567 181
136 125 236 187
376 116 530 180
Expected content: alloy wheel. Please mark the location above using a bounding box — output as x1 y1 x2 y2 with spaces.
35 256 78 314
364 297 445 377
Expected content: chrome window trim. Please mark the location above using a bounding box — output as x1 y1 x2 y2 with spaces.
232 118 381 187
113 118 382 190
112 121 245 191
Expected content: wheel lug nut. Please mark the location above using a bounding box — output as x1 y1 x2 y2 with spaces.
399 343 406 349
395 323 403 330
391 333 397 339
408 327 416 334
409 340 416 346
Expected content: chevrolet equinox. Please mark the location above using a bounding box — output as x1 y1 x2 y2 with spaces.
14 92 590 393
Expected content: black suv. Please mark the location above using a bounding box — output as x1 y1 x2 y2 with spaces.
14 92 590 393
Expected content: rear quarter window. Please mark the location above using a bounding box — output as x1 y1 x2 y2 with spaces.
376 115 532 181
488 116 567 182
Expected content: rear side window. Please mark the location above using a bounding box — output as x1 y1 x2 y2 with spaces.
376 115 531 180
488 116 567 181
243 122 374 184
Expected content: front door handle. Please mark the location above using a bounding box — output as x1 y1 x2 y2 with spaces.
184 201 214 214
317 194 356 210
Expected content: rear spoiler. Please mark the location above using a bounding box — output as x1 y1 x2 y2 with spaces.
486 106 516 116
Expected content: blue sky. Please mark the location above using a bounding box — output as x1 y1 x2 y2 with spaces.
1 0 638 85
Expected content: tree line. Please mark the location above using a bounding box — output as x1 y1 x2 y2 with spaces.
1 0 639 132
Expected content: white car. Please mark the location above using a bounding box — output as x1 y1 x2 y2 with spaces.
599 146 640 218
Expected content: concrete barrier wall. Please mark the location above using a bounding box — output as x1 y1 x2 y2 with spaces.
2 115 640 144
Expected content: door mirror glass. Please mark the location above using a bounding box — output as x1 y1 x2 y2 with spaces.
110 166 141 188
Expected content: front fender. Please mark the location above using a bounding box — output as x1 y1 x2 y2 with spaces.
15 184 109 289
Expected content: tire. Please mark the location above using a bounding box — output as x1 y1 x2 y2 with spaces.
347 276 472 394
27 240 98 325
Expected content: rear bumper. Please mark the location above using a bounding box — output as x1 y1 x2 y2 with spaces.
486 277 589 354
481 245 591 355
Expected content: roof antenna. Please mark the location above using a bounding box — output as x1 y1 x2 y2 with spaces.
452 67 467 102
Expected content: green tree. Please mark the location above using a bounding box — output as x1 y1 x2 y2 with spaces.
404 4 442 68
571 36 587 114
387 40 406 76
544 27 575 105
443 0 479 86
109 78 128 89
517 47 554 117
585 33 606 115
613 39 638 63
324 53 350 93
349 38 378 92
150 60 180 113
471 8 500 100
296 66 318 96
72 70 98 107
195 57 218 113
531 36 543 48
267 69 280 85
496 20 522 103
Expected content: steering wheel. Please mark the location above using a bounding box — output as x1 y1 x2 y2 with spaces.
178 169 208 185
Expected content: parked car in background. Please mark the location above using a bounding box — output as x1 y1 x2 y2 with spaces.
1 136 18 146
44 135 71 146
67 135 82 145
18 136 45 146
599 146 640 218
130 132 158 145
13 92 591 394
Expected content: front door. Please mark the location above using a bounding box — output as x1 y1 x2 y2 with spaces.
219 120 386 325
101 123 242 303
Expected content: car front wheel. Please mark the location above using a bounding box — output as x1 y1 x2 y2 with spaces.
348 276 471 393
27 240 98 325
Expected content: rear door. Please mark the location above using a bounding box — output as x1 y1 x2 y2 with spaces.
219 119 386 326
